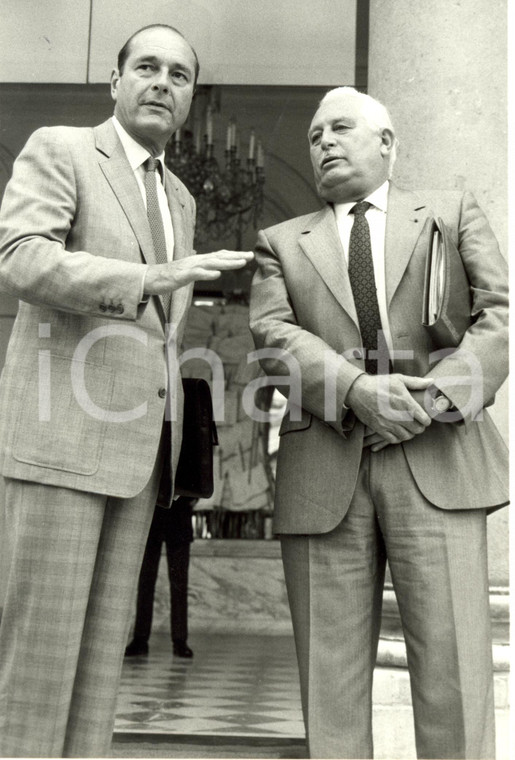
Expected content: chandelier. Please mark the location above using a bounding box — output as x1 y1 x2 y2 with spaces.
165 91 265 248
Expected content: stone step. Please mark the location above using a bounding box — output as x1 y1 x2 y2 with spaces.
372 667 509 760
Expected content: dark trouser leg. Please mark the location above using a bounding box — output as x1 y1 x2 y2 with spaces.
167 541 190 642
132 516 163 643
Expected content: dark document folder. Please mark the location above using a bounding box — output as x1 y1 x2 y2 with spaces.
174 378 219 499
422 217 472 347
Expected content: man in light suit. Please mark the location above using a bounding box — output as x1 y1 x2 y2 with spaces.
249 87 508 759
0 24 252 757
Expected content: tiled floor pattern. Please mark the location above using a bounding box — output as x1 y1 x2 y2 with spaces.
115 633 305 739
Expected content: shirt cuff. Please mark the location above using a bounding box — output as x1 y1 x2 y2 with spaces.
139 266 150 303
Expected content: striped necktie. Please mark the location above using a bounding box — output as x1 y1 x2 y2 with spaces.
144 157 171 316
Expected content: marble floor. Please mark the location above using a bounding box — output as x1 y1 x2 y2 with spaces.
115 632 305 741
114 632 510 760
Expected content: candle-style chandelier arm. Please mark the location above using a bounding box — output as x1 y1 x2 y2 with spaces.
165 87 265 247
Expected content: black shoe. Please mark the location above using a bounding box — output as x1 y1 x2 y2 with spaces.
173 640 193 658
125 638 149 657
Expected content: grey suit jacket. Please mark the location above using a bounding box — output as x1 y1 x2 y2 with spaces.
250 183 509 534
0 119 196 501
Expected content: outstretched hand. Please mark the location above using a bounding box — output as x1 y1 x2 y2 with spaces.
347 373 434 452
143 250 254 296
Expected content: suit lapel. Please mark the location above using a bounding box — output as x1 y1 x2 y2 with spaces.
94 120 157 267
385 184 429 308
298 205 359 327
95 120 194 327
164 169 189 259
164 169 194 329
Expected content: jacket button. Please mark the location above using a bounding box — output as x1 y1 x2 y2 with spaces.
108 304 116 312
116 303 124 314
158 388 167 398
99 303 107 312
353 349 363 360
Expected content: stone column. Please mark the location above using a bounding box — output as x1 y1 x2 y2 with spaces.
368 0 508 582
368 1 509 751
368 0 507 252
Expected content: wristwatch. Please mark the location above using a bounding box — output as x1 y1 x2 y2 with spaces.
430 393 453 414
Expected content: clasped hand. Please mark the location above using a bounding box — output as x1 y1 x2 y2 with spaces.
346 373 435 452
143 250 254 295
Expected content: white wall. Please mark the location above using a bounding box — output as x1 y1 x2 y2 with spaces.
0 0 358 86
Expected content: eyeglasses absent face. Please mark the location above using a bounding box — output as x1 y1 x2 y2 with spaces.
111 27 196 154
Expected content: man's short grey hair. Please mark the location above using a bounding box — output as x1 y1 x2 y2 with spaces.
320 86 398 175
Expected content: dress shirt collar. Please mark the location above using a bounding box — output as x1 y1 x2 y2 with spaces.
334 180 389 217
112 116 166 181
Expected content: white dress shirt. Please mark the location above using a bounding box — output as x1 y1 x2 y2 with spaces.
333 180 393 357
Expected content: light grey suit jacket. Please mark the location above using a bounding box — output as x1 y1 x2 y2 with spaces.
250 183 509 534
0 119 196 501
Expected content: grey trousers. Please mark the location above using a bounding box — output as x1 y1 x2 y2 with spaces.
281 444 495 760
0 453 162 757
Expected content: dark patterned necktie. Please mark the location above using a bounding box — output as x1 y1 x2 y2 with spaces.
347 201 383 375
144 157 171 316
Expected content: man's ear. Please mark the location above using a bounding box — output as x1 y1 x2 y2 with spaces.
110 68 120 101
380 128 395 157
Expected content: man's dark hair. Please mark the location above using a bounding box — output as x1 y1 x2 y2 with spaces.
117 24 200 85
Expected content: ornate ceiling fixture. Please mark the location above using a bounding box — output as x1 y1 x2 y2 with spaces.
165 86 265 248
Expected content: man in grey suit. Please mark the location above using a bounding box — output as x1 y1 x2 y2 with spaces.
250 87 508 759
0 24 252 757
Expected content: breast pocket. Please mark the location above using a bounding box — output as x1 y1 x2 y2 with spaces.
13 355 114 475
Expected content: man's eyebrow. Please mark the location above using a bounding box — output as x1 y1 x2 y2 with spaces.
134 54 192 71
331 116 354 126
134 54 159 64
308 116 356 137
173 61 193 73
